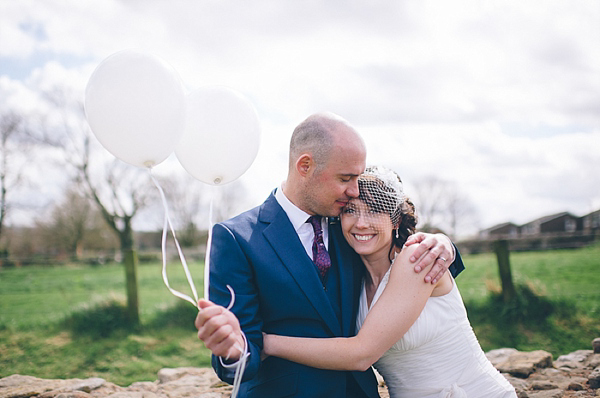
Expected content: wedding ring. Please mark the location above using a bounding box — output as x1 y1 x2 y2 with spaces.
439 256 447 263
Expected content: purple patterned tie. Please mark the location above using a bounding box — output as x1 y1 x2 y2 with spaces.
307 215 331 279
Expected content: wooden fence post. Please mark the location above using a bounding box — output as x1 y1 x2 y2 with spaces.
493 239 517 302
124 249 140 325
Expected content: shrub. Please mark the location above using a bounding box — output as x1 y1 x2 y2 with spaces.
147 300 199 330
64 298 137 338
468 283 576 324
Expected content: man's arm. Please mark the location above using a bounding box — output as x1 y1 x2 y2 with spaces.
195 299 245 360
404 232 465 283
198 223 263 383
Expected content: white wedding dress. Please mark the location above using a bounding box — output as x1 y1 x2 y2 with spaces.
356 266 517 398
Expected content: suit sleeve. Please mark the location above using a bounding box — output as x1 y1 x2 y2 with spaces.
449 243 465 278
208 222 263 383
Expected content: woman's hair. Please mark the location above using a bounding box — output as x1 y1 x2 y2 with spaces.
357 166 418 251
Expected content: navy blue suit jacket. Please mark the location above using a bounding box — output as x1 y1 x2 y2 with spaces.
207 192 464 397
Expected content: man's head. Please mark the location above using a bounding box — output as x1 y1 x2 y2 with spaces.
284 112 366 217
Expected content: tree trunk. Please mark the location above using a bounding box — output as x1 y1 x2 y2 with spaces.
493 239 517 302
124 249 140 325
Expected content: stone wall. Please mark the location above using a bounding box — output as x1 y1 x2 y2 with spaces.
2 339 599 398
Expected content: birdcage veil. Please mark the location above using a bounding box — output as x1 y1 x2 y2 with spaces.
359 165 406 222
342 165 416 248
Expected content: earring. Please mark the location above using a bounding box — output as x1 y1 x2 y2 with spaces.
395 229 399 239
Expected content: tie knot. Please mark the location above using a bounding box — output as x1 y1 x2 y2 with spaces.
307 215 322 233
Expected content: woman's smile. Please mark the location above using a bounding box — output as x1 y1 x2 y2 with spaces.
341 198 394 258
353 233 376 242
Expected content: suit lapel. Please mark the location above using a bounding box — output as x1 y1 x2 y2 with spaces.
260 196 341 336
329 221 360 337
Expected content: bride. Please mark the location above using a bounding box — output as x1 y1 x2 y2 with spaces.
262 166 516 397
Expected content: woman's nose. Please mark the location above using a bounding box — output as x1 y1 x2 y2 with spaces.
355 213 369 228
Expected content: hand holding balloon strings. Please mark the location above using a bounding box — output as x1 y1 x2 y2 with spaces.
151 171 247 398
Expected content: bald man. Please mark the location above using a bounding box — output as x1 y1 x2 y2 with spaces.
196 112 464 397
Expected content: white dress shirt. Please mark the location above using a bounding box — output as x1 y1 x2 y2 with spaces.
275 186 329 257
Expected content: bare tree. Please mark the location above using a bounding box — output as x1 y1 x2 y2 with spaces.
0 111 29 246
40 85 157 324
155 174 253 248
445 183 479 239
158 173 207 247
81 154 155 253
412 176 450 232
412 176 479 239
35 182 118 261
40 87 156 252
37 185 92 259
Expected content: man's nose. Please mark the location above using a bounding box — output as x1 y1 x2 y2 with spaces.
346 180 359 198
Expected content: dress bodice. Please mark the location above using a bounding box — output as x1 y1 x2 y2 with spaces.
356 265 516 398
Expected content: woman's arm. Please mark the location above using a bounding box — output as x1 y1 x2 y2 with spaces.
263 244 442 371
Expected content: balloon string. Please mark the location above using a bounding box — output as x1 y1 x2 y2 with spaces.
224 284 248 398
204 187 214 300
150 173 247 395
149 170 199 307
205 189 246 397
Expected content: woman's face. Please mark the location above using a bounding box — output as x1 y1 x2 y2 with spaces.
341 198 394 257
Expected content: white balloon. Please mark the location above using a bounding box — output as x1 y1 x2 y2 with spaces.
85 49 186 168
176 86 261 185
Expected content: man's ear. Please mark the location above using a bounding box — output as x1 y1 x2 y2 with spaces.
296 154 313 176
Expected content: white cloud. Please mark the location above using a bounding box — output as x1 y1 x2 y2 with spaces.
0 0 599 232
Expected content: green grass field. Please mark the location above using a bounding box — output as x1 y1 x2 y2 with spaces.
455 244 600 355
0 258 205 329
0 259 210 385
0 244 599 386
456 246 600 316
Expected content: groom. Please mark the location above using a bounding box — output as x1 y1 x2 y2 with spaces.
195 112 464 397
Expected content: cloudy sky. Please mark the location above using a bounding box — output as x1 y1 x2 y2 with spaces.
1 0 599 236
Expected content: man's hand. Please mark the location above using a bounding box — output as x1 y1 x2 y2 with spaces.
404 232 455 284
195 299 244 361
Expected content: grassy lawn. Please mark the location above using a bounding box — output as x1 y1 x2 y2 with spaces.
0 259 205 329
0 244 599 386
456 244 600 355
0 259 211 386
456 245 600 316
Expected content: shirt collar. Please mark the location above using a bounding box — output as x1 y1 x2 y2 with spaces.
275 186 312 233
